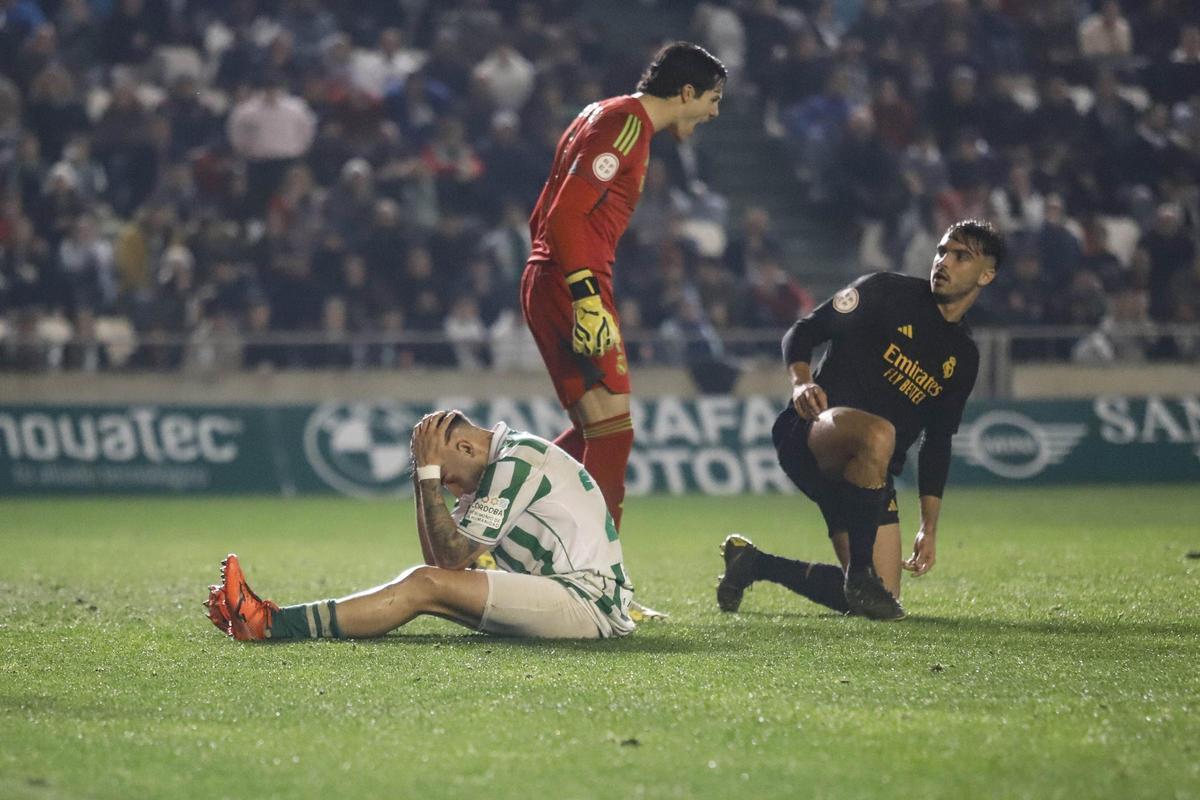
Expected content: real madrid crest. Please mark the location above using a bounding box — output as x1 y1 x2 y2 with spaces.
943 356 957 379
832 287 859 313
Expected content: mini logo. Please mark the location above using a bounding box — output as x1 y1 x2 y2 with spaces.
592 153 619 182
466 495 510 529
303 403 417 498
616 343 628 375
832 287 859 314
943 356 957 379
897 325 913 338
952 411 1086 479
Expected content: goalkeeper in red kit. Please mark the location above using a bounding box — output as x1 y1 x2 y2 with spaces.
521 42 726 549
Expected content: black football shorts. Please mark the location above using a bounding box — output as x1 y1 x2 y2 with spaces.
772 404 900 535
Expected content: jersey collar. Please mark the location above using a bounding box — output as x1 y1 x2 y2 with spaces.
487 421 510 464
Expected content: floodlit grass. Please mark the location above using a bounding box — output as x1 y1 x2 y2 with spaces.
2 487 1198 800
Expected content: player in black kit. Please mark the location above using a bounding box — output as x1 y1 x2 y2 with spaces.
717 220 1005 620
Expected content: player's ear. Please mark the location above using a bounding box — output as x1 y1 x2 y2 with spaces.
978 263 997 287
680 83 696 103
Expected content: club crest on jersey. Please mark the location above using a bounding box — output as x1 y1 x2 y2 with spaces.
833 287 859 313
943 356 957 379
592 153 619 182
466 495 510 529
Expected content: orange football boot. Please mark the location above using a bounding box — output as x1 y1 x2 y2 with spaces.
210 554 279 641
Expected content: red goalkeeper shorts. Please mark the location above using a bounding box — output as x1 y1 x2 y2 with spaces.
520 260 631 409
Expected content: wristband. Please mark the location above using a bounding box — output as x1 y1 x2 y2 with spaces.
416 465 441 481
565 268 601 301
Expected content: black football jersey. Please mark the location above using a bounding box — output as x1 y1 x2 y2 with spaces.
781 272 979 496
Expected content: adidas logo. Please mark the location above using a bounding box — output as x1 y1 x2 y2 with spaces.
897 325 913 338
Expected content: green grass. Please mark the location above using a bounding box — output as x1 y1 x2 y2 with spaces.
2 487 1198 800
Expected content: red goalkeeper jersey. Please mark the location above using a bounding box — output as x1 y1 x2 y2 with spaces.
527 95 653 280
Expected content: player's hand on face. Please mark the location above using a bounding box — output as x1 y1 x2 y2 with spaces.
902 529 936 576
792 382 828 421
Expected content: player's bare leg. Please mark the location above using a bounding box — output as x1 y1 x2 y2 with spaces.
807 407 895 488
831 522 903 599
331 566 490 637
206 555 492 640
808 407 905 619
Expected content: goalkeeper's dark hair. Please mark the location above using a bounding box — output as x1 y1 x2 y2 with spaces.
946 219 1006 270
636 42 727 98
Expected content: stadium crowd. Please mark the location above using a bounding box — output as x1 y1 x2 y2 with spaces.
1 0 1198 372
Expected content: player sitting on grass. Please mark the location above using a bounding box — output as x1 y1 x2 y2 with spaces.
206 410 635 640
717 220 1004 620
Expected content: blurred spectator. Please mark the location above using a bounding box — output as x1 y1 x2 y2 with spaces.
1085 69 1138 160
659 289 724 367
56 213 116 313
1137 202 1195 322
1036 195 1083 290
1078 1 1133 63
31 157 85 246
996 248 1052 326
1124 103 1189 193
91 78 161 215
871 76 916 152
444 294 487 368
55 136 108 203
828 105 908 234
310 295 356 368
100 0 167 67
739 0 793 94
324 157 377 252
114 201 176 301
278 0 338 67
227 77 317 215
160 75 222 161
242 296 288 371
744 254 814 329
1072 284 1155 362
24 64 89 162
691 3 746 78
990 163 1045 236
479 198 532 287
1079 217 1126 291
61 307 109 372
629 160 682 248
725 206 782 277
53 0 100 75
352 28 425 99
184 304 244 373
783 68 853 197
476 110 543 215
472 42 535 113
420 115 483 210
1055 268 1108 328
1132 0 1178 62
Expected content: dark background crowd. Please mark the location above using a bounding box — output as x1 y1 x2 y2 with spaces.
1 0 1198 373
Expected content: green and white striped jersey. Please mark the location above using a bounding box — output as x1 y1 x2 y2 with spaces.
452 423 635 637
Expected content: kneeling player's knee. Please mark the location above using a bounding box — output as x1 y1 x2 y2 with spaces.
860 419 895 464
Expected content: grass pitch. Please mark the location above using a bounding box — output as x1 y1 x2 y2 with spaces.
2 487 1198 800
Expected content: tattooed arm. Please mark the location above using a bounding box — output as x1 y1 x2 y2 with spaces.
415 478 486 570
410 410 487 570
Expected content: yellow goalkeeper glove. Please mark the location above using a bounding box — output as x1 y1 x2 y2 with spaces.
566 268 619 357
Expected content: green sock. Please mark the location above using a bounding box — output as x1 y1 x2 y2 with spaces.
267 600 343 640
